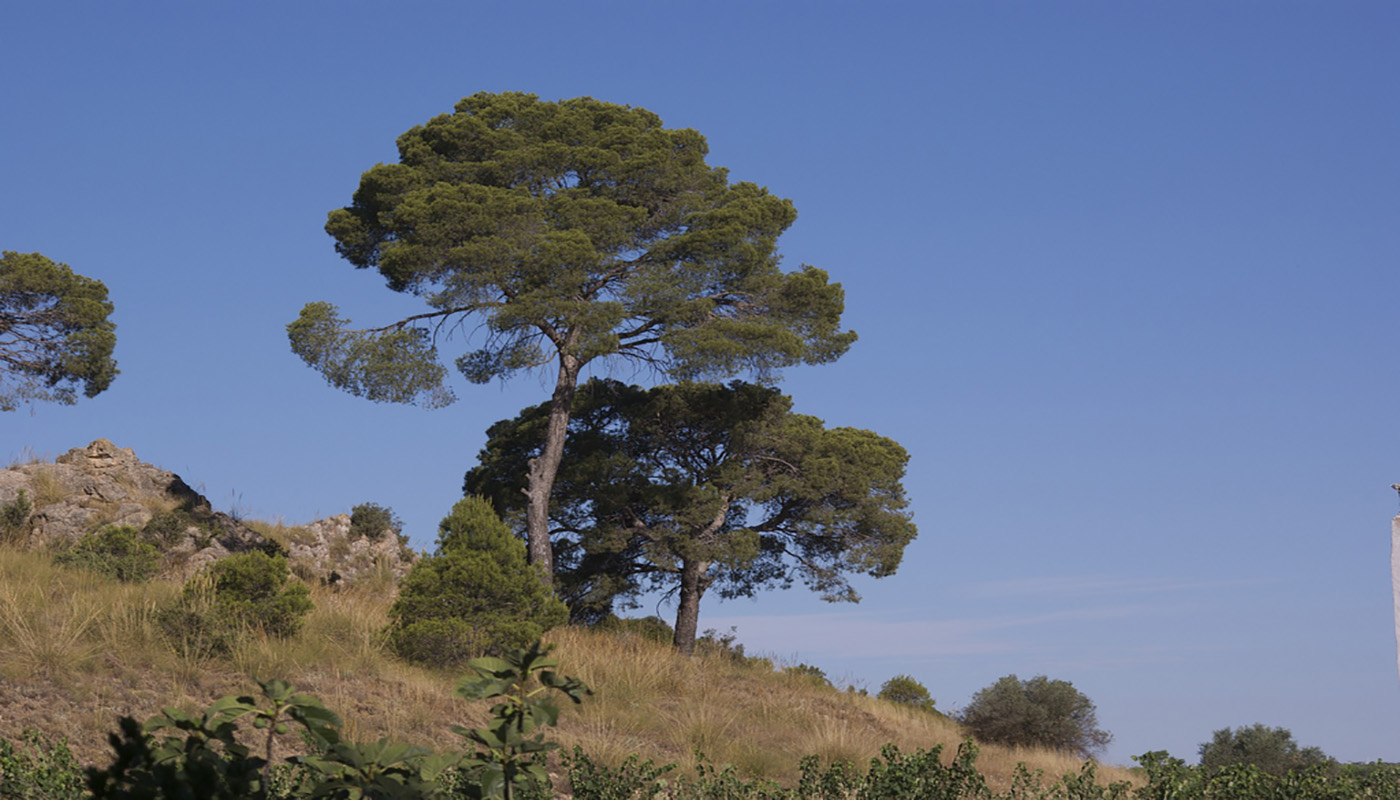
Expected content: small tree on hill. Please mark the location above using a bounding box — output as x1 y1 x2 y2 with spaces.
878 674 936 714
1197 724 1331 775
0 251 118 411
958 674 1112 759
387 497 568 667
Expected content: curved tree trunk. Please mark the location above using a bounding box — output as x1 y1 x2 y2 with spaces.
524 352 582 583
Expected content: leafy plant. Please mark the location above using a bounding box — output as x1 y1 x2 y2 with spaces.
1197 724 1332 776
53 526 160 582
0 729 87 799
453 641 591 799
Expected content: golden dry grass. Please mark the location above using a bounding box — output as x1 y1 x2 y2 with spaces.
0 545 1137 791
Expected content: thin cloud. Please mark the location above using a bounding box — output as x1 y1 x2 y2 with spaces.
963 574 1277 600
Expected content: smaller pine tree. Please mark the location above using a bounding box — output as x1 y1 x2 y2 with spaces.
388 497 568 667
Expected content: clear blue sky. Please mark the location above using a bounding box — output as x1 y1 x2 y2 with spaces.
3 1 1396 767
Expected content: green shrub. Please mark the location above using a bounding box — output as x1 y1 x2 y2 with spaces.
0 490 32 546
0 729 87 799
958 674 1112 759
159 551 313 657
596 614 674 644
53 526 161 582
1197 724 1332 776
387 497 567 667
878 674 936 714
349 502 401 541
783 663 831 688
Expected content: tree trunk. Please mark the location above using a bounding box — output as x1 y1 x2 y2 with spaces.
673 497 729 655
524 351 582 583
673 557 711 656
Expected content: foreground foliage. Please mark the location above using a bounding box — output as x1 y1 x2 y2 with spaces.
8 729 1398 799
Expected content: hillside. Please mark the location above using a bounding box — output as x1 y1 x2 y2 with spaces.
0 448 1138 793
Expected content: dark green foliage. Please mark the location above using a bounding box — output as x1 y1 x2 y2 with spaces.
878 675 936 714
0 251 118 411
387 498 567 667
958 674 1112 759
0 730 87 799
142 508 219 548
53 526 161 583
1197 724 1332 776
204 552 314 638
466 379 915 652
0 490 32 546
159 552 313 657
596 615 675 644
350 502 403 541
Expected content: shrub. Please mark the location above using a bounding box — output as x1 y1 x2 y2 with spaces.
0 489 32 546
53 526 160 582
349 502 401 541
596 614 674 644
783 663 832 688
159 551 313 657
958 674 1112 758
0 729 86 799
1197 724 1332 776
387 497 567 667
878 674 936 714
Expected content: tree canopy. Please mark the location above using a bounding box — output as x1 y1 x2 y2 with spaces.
958 674 1112 759
0 251 117 411
465 378 915 653
289 92 855 578
1197 724 1331 776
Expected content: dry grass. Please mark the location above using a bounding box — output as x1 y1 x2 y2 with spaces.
0 545 1137 791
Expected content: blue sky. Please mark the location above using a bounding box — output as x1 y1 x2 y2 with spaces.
3 1 1397 767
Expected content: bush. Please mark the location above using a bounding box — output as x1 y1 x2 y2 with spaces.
958 674 1112 758
783 663 832 688
349 502 401 541
387 497 567 667
0 489 32 546
1197 724 1332 776
53 526 160 582
878 674 936 714
159 551 313 657
596 614 674 644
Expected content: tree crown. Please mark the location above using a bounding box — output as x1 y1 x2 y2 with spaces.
290 92 855 405
0 251 117 411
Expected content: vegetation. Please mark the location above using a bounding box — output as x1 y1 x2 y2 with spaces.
466 379 915 653
387 498 568 667
350 502 403 541
53 526 161 583
878 674 937 715
159 551 313 657
0 250 118 411
288 91 856 580
959 674 1113 759
0 489 32 545
1197 724 1332 776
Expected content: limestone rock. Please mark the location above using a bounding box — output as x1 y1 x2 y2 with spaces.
0 439 276 577
281 513 417 587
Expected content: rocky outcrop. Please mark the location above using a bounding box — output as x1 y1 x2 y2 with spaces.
0 440 416 584
0 439 277 577
281 514 417 586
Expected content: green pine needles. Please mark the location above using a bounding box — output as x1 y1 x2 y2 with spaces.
388 498 567 668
